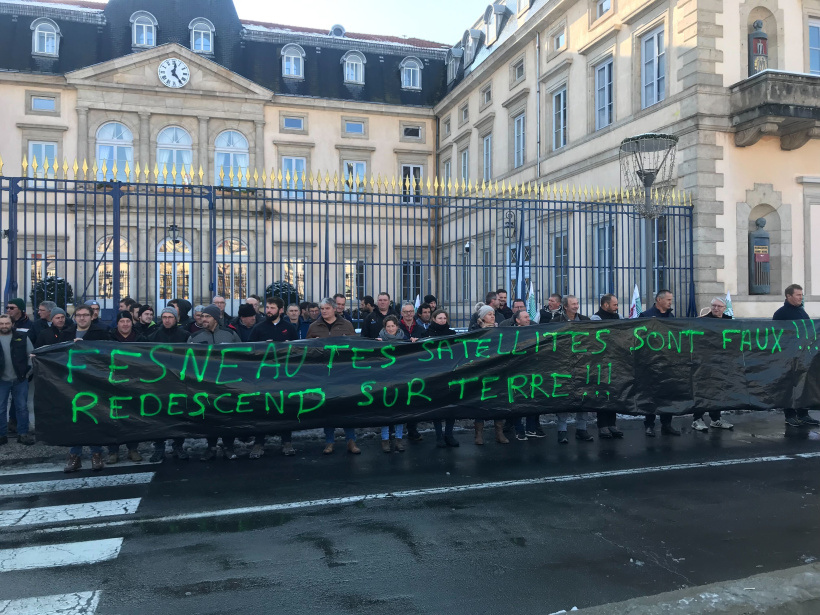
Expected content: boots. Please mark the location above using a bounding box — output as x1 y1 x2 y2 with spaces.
91 453 104 471
347 439 361 454
495 421 509 444
64 454 81 473
474 421 484 445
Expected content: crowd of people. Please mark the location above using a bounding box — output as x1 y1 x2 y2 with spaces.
0 282 815 473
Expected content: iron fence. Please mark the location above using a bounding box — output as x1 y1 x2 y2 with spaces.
0 176 695 327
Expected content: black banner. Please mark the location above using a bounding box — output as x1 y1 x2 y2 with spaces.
32 319 820 445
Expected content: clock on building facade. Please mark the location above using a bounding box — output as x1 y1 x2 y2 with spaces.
157 58 190 88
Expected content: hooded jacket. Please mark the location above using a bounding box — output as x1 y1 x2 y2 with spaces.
148 323 191 343
189 327 241 344
427 321 457 337
172 299 194 329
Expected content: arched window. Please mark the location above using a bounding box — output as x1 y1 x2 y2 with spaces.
462 30 481 66
400 56 423 89
282 43 306 79
130 11 157 47
446 47 463 83
157 237 191 309
96 122 133 181
216 239 249 314
214 130 249 187
156 126 193 184
189 17 215 54
95 236 130 309
341 50 366 84
31 18 60 56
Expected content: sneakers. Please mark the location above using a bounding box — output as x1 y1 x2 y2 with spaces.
107 453 119 464
346 439 361 455
661 424 681 436
223 446 238 460
557 431 568 444
798 415 820 426
575 429 594 442
91 453 104 471
393 437 405 452
610 427 624 438
249 444 264 459
171 444 189 460
64 454 82 473
149 449 164 463
515 433 529 441
710 419 734 430
785 416 802 427
16 434 35 445
200 447 216 461
645 426 656 437
444 434 460 447
692 418 709 432
525 428 547 438
282 442 296 456
381 439 392 453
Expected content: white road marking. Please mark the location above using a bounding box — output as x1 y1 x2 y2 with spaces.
0 460 157 478
795 452 820 458
0 538 123 571
0 591 101 614
0 499 141 528
0 473 155 497
36 453 803 534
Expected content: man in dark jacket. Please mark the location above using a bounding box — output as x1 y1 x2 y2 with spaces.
360 292 397 339
148 307 190 344
6 298 32 337
590 294 621 321
561 295 590 322
589 294 625 439
496 289 513 321
107 311 146 464
0 315 34 446
639 290 680 436
232 303 260 342
499 299 527 326
29 301 58 344
34 307 75 348
773 284 819 426
212 296 232 328
168 298 193 329
72 305 110 341
702 297 733 319
539 293 565 324
248 297 297 459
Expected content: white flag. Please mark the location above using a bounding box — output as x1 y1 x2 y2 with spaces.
414 294 421 309
527 281 540 323
629 284 643 319
724 291 734 317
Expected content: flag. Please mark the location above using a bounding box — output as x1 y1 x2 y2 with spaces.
629 284 642 319
414 294 421 309
527 281 540 323
724 291 733 317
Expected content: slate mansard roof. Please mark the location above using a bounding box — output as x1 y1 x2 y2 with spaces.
0 0 449 107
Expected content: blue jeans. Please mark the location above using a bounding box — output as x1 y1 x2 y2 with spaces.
433 419 454 438
0 379 28 436
69 445 103 455
556 412 589 431
513 414 540 435
324 427 356 443
381 425 404 440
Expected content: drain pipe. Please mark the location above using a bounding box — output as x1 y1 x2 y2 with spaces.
535 31 541 179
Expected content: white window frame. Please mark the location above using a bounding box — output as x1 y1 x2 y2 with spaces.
400 56 423 90
595 58 614 130
481 84 492 106
189 18 215 54
27 141 57 180
401 259 422 303
214 130 249 187
344 121 365 135
283 116 304 131
282 156 307 198
810 20 820 75
31 18 60 57
443 159 452 196
156 238 192 311
554 28 566 51
443 119 451 136
342 51 366 84
401 164 423 204
514 59 525 81
593 223 615 300
460 149 469 183
130 11 157 48
596 0 611 20
553 87 567 150
31 96 56 112
95 122 134 182
514 112 526 169
343 159 367 201
641 26 665 109
460 104 469 124
282 43 305 79
216 238 249 315
552 232 569 297
94 236 129 310
156 126 193 185
482 134 492 181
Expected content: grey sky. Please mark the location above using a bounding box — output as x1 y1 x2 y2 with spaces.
232 0 489 45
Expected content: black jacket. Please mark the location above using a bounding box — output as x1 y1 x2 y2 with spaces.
426 322 456 337
148 325 191 343
231 319 257 342
249 318 297 342
13 315 33 337
0 333 31 381
109 329 147 343
772 301 810 321
538 306 565 325
640 306 674 318
497 305 513 321
702 312 733 319
361 309 398 339
399 319 427 339
593 308 621 320
35 324 76 348
76 321 111 341
173 299 194 329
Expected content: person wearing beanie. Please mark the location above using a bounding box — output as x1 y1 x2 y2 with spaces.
230 303 257 342
187 305 206 334
106 311 146 464
136 304 156 337
469 303 507 446
82 299 108 329
168 298 193 329
148 307 190 344
423 294 437 311
6 298 32 335
34 307 75 348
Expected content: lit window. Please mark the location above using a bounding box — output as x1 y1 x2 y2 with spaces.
96 122 133 182
595 58 614 130
189 18 215 54
283 117 304 131
282 44 305 79
31 97 56 112
214 130 249 187
31 18 60 56
401 56 423 89
345 121 365 135
342 51 366 84
641 26 665 108
596 0 611 19
130 11 157 47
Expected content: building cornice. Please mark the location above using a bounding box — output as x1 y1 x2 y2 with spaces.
0 1 106 25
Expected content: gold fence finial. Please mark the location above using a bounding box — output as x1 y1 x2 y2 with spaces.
124 160 131 182
62 158 68 180
0 153 4 177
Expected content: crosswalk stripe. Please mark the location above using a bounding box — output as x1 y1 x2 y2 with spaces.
0 472 155 497
0 460 158 478
0 499 141 528
0 590 101 614
0 538 123 572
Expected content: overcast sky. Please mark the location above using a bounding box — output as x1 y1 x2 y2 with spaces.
232 0 489 45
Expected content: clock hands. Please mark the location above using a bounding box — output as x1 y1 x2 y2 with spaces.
170 61 180 85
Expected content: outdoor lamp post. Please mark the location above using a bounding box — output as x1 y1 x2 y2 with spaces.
167 224 181 245
503 211 516 239
619 134 678 309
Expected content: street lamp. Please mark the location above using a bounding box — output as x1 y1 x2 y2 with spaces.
619 134 678 309
167 224 181 245
503 211 516 239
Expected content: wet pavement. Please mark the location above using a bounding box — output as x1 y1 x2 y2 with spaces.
0 411 818 614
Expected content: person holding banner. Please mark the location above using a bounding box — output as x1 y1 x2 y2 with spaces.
398 303 425 341
640 290 681 436
590 294 624 439
539 293 565 324
499 299 526 327
509 309 546 440
361 292 398 339
470 306 508 445
427 309 459 447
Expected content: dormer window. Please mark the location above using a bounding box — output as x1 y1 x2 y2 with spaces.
31 18 60 57
130 11 157 48
329 24 346 38
341 50 366 84
189 18 215 54
282 43 306 79
484 5 502 44
462 30 482 67
400 56 423 90
446 47 463 83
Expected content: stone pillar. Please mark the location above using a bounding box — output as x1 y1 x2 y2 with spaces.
76 107 89 165
254 119 265 176
198 116 209 184
138 112 151 171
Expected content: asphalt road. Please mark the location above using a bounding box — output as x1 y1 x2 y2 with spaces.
0 412 819 615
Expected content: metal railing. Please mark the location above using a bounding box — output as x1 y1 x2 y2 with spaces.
0 175 695 326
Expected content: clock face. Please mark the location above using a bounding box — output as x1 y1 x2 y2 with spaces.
158 58 190 89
